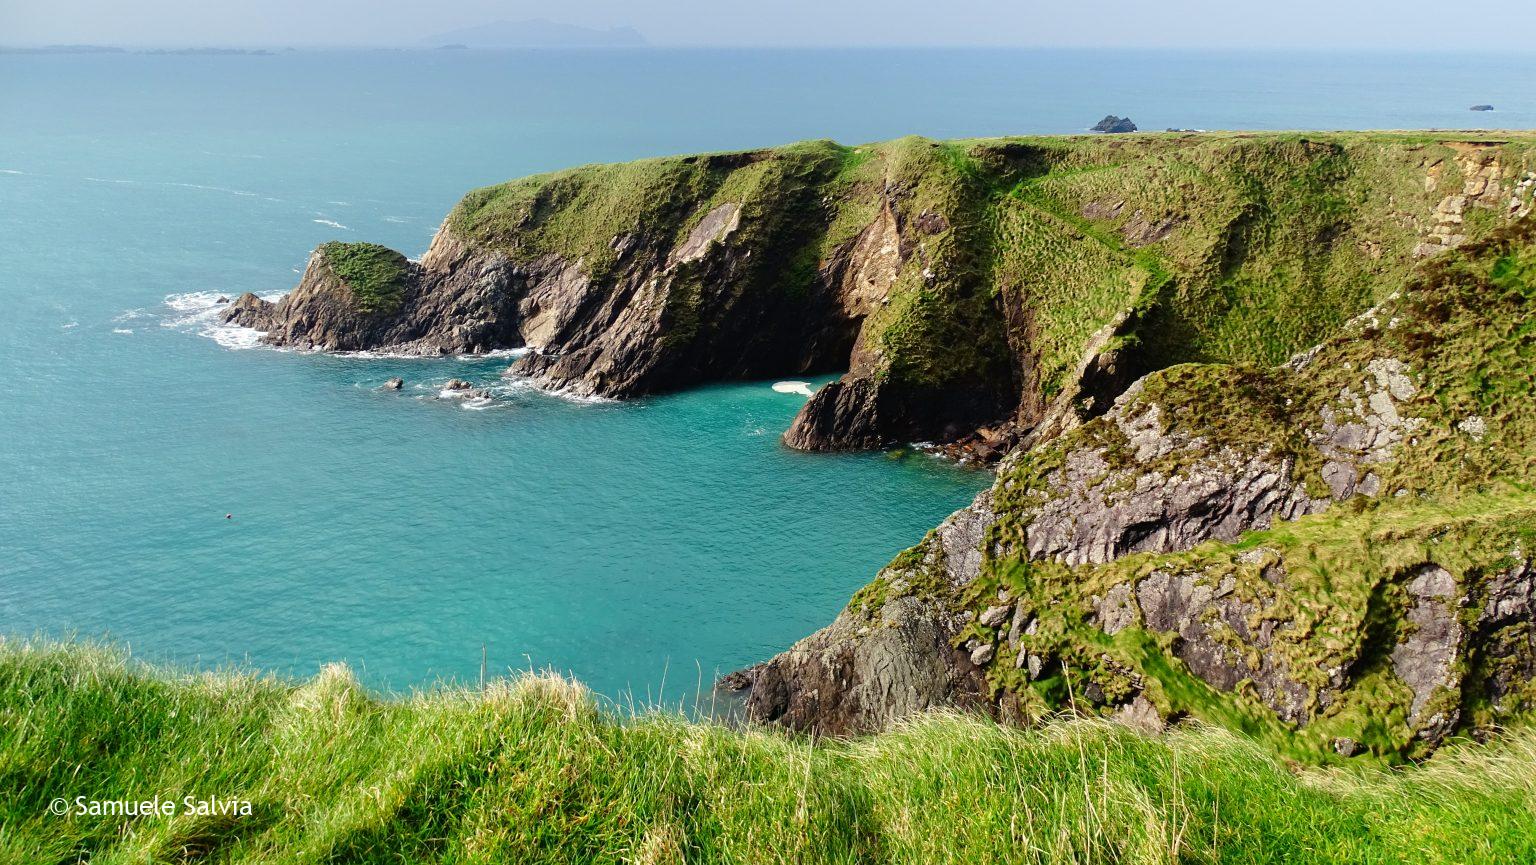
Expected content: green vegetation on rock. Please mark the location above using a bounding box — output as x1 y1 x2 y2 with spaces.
318 241 411 315
438 132 1534 428
837 217 1536 763
6 642 1536 864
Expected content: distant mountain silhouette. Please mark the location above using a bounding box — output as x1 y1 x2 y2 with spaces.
420 19 647 48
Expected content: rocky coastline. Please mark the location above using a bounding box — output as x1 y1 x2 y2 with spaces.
232 131 1536 759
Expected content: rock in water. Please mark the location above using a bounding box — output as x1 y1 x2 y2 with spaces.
1091 115 1138 133
383 377 404 390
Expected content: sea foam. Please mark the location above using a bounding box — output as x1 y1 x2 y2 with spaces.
771 381 816 397
162 290 283 350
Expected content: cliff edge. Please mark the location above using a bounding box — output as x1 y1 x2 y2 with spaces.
230 132 1536 455
727 221 1536 761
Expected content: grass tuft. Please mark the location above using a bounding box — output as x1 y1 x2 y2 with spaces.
3 641 1536 862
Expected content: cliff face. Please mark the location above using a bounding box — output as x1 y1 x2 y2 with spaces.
231 132 1536 452
728 222 1536 761
230 132 1536 759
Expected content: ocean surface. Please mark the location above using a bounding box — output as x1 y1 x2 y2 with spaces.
2 48 1533 700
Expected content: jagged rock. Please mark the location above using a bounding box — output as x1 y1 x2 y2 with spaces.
978 604 1012 628
720 595 990 736
383 377 404 390
1115 695 1164 734
729 224 1536 752
1091 115 1138 133
236 135 1526 460
444 379 473 391
216 296 230 304
224 292 276 331
1392 565 1464 742
969 642 996 665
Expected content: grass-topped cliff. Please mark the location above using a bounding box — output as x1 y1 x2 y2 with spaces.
316 242 412 316
6 642 1536 864
200 133 1536 841
738 209 1536 761
232 131 1536 450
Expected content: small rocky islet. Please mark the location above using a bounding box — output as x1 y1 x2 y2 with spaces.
227 130 1536 761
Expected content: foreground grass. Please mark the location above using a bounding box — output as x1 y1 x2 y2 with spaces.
2 643 1535 863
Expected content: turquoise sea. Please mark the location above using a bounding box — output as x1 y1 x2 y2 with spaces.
2 48 1533 699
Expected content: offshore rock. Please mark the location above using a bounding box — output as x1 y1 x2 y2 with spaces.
1091 115 1138 133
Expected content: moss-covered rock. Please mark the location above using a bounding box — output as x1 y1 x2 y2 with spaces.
317 241 411 315
731 220 1536 763
243 131 1536 446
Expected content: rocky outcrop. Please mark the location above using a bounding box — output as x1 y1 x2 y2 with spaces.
225 234 521 354
722 595 992 735
729 221 1536 758
1091 116 1138 134
1413 142 1531 258
727 494 1000 732
234 134 1536 458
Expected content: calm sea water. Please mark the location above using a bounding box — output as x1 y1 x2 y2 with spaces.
2 49 1532 699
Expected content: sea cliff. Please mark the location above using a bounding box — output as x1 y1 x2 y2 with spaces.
231 132 1536 455
231 131 1536 759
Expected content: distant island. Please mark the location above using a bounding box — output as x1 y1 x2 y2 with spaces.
420 18 647 49
0 44 125 54
0 45 276 55
137 47 274 56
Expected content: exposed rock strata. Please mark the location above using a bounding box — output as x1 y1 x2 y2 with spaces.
232 133 1536 457
728 223 1536 758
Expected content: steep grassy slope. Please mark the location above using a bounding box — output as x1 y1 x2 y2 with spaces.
5 643 1536 864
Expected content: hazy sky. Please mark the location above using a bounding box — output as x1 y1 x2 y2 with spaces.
3 0 1535 49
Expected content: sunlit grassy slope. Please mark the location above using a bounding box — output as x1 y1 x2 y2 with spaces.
3 642 1535 864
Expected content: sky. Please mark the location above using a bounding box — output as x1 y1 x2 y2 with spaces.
2 0 1535 50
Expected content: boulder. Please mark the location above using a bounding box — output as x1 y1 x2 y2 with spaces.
1092 115 1138 133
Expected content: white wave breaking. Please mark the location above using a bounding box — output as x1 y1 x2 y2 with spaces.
161 290 283 350
771 380 816 397
312 219 349 230
498 376 617 405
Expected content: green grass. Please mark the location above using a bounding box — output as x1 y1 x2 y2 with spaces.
317 242 411 316
4 641 1536 864
842 207 1536 763
414 132 1536 417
